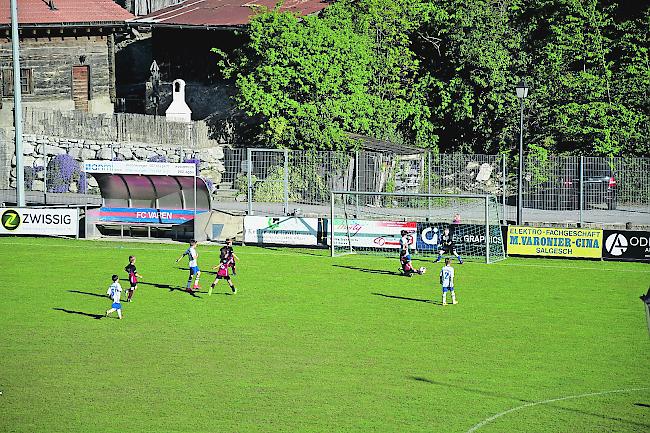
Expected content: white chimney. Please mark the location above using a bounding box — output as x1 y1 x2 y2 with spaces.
165 79 192 123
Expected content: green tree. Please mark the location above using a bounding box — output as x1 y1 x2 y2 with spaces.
418 0 525 154
219 1 435 150
519 0 649 156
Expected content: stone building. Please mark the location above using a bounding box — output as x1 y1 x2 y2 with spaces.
0 0 133 125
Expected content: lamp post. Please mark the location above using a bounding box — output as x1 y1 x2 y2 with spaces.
515 80 529 226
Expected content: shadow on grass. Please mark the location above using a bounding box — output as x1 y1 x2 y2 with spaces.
175 267 218 276
408 377 650 430
136 280 202 298
53 307 103 320
67 290 107 299
635 403 650 408
334 265 401 276
373 292 441 305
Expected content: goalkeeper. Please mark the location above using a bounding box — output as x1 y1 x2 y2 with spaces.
434 227 463 264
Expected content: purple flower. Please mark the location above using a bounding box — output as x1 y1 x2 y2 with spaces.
203 178 214 192
148 154 168 163
184 158 200 175
47 154 85 193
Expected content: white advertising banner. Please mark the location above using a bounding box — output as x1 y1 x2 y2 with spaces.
82 160 196 177
329 219 417 248
244 216 318 246
0 208 78 236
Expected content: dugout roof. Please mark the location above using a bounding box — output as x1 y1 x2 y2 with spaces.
91 173 211 211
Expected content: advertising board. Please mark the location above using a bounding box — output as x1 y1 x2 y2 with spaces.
0 207 78 236
329 219 416 249
417 223 500 253
507 226 602 258
244 216 319 246
602 230 650 262
82 160 196 177
96 207 205 225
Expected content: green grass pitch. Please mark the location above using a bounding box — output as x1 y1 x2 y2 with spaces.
0 237 648 433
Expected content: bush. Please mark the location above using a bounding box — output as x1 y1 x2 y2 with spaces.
47 154 85 193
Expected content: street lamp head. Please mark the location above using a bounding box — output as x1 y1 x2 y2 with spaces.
516 80 529 99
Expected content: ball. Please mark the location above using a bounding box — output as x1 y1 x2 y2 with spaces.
419 266 427 274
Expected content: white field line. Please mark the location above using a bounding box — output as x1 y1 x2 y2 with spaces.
495 261 650 273
0 240 648 272
466 386 650 433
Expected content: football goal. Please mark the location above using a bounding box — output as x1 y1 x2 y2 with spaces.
329 191 506 263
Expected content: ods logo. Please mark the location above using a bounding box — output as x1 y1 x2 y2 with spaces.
605 233 627 256
1 209 21 231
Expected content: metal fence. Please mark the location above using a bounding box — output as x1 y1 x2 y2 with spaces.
3 143 649 228
217 148 649 227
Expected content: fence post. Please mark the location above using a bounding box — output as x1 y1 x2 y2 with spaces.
428 151 432 219
247 148 253 215
43 156 48 204
330 191 334 257
355 151 359 217
485 195 490 264
502 154 506 225
283 149 289 215
579 156 584 226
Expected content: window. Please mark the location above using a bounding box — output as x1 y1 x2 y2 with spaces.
2 68 34 97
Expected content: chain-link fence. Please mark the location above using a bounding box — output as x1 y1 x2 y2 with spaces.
214 149 649 226
4 142 649 227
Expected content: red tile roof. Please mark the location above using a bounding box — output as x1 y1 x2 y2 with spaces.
131 0 329 27
0 0 134 26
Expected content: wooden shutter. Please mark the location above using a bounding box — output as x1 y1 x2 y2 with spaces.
72 65 90 111
2 69 13 97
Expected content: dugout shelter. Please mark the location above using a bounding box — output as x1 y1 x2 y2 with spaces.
83 160 211 239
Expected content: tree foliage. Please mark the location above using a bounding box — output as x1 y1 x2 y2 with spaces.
221 0 435 150
217 0 649 156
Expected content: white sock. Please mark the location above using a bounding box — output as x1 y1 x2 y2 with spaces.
451 291 456 303
442 293 447 304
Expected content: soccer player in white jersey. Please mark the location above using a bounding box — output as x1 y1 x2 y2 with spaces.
105 274 123 319
399 230 412 257
439 258 458 306
176 240 201 293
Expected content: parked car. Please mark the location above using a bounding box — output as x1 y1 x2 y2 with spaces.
522 160 618 211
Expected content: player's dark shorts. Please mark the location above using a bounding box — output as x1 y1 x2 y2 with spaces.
129 275 137 288
442 286 454 293
440 245 457 254
216 275 231 280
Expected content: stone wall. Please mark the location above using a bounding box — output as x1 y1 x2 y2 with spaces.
4 132 225 195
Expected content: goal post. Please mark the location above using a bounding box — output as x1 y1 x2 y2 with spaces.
329 191 506 263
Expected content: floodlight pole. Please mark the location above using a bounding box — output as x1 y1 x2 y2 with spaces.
11 0 25 207
330 191 334 257
517 97 524 225
515 80 529 226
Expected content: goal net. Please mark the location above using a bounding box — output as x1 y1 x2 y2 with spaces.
329 191 505 263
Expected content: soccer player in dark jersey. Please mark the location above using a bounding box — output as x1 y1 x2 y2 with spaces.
435 227 463 264
124 255 142 302
209 258 236 295
220 238 240 275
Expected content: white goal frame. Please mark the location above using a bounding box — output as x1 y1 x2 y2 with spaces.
329 191 505 264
